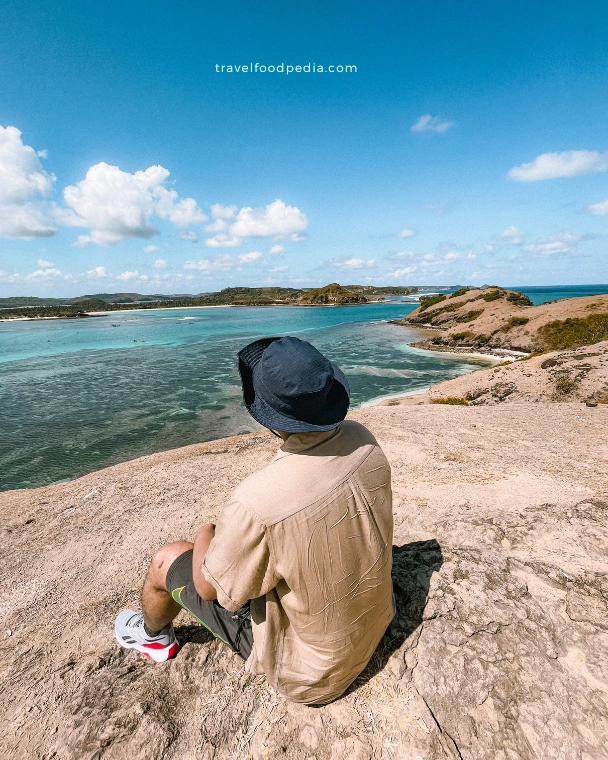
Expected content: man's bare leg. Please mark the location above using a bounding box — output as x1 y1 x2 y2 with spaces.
141 523 217 633
115 524 217 660
141 540 194 633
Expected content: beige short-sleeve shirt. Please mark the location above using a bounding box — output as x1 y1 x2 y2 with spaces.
202 420 394 704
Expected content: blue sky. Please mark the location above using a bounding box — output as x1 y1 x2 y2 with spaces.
1 0 607 296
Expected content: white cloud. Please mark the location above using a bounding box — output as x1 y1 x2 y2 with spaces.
117 270 141 281
584 199 608 215
508 150 608 182
26 266 62 279
60 162 206 246
411 114 454 134
183 250 264 273
37 258 54 267
205 233 241 248
180 230 198 242
388 251 414 261
230 199 308 239
501 225 524 245
204 218 227 233
422 254 437 263
143 245 160 252
525 231 582 255
153 258 167 269
211 203 237 219
183 255 237 272
390 266 416 277
270 265 289 273
238 251 262 263
269 243 285 254
0 125 56 239
87 266 107 277
421 250 474 266
153 188 207 227
325 257 375 270
0 269 21 283
486 226 525 252
397 228 415 238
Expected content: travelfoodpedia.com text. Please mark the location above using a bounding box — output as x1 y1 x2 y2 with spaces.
215 63 357 74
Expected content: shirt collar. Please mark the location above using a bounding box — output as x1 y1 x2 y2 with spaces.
275 426 340 458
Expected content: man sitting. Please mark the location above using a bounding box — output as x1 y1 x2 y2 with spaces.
115 336 394 705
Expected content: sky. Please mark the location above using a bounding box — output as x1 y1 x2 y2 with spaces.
1 0 608 296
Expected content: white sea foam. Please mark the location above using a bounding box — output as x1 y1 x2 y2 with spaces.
345 365 430 378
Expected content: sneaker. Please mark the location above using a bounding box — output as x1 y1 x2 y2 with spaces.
114 610 180 662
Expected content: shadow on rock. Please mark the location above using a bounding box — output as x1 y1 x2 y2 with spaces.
173 539 444 700
346 538 444 695
174 623 216 646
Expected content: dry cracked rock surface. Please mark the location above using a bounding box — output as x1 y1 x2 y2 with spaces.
1 403 607 760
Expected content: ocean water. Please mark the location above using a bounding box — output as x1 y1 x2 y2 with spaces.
2 284 606 492
0 301 492 491
511 284 608 305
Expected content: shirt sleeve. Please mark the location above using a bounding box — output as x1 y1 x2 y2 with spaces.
201 497 279 611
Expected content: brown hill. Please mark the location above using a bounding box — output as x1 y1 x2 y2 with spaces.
298 283 368 305
1 402 607 759
398 288 608 355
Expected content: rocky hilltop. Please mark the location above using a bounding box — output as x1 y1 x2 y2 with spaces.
398 287 608 355
1 401 607 759
297 282 368 305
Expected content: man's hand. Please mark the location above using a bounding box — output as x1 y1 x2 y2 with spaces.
192 523 218 601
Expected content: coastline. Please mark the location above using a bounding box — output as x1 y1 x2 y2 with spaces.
362 344 501 408
0 304 239 321
0 301 386 321
398 321 529 361
404 340 519 362
5 293 604 492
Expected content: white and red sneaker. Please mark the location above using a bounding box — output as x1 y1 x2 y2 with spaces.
114 610 180 662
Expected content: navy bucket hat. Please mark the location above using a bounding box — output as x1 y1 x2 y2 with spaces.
237 336 350 433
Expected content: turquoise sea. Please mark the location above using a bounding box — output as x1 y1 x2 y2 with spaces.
507 284 608 305
1 284 606 491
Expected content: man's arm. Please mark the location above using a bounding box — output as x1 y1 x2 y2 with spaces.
192 523 218 601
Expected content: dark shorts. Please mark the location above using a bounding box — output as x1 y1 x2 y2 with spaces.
166 549 253 660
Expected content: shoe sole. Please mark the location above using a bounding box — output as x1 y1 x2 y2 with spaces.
114 631 180 662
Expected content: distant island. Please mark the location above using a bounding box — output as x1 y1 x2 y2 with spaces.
0 283 421 319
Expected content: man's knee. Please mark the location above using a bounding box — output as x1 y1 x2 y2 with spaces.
149 541 193 587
